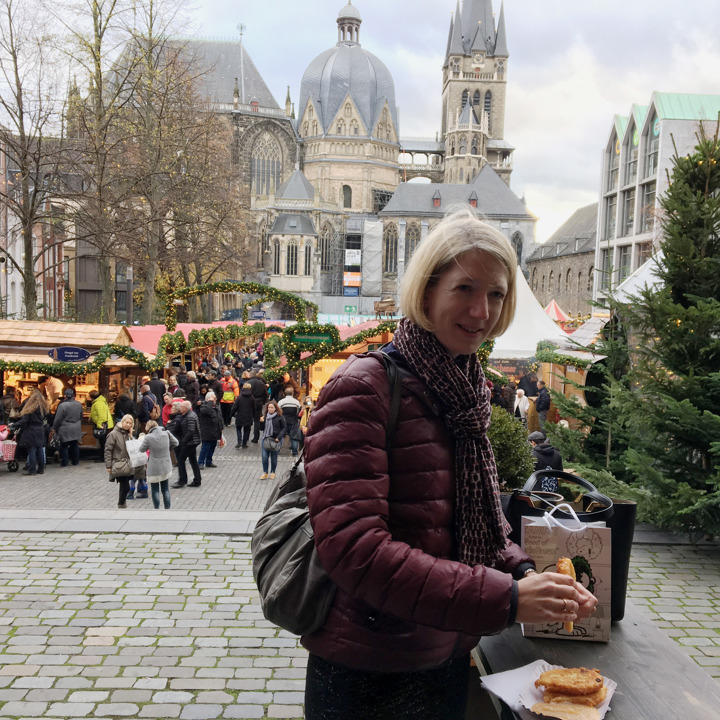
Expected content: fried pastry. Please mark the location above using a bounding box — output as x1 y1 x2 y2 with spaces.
535 667 604 696
544 685 607 707
556 557 577 632
530 701 601 720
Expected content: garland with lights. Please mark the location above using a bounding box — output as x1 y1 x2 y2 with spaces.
163 281 319 331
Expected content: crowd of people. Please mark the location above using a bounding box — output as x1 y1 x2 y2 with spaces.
0 344 310 506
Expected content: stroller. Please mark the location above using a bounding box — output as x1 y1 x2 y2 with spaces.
0 425 19 472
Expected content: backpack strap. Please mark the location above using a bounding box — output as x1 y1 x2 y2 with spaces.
377 350 402 452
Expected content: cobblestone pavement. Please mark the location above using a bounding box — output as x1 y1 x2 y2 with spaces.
0 432 717 719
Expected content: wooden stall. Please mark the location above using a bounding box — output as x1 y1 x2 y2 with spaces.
0 320 148 448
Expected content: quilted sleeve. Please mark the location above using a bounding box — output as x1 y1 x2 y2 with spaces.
304 355 515 636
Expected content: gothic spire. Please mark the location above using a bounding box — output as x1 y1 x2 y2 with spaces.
494 2 508 57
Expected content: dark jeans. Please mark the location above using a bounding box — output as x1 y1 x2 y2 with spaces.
261 443 279 474
117 476 132 505
304 653 469 720
176 444 201 484
236 424 251 447
150 480 171 509
60 439 80 467
221 403 233 426
252 416 262 442
26 445 45 474
198 440 217 466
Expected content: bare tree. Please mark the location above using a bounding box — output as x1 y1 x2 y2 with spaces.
0 0 67 319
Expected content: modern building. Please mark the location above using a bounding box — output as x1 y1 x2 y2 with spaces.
594 92 720 304
526 203 597 317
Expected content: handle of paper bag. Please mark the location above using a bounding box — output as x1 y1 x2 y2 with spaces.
539 503 586 531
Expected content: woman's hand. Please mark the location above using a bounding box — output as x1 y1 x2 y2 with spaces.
515 571 598 625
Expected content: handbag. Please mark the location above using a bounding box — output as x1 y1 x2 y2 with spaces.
251 349 402 635
262 436 281 452
93 422 108 440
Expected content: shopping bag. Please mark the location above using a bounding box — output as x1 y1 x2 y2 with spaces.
520 504 612 642
125 438 149 468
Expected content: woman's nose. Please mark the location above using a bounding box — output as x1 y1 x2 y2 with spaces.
469 294 489 319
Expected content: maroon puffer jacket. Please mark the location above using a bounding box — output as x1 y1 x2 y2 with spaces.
303 351 533 672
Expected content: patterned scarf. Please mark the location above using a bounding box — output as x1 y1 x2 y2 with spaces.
393 317 508 567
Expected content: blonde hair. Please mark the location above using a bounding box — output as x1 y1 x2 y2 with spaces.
120 414 135 427
144 420 158 431
400 207 518 339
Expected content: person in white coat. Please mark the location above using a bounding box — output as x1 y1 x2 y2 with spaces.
513 388 530 427
138 420 178 509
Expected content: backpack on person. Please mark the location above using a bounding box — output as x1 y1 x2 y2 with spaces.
251 350 402 635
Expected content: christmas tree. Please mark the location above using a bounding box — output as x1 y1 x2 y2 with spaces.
616 123 720 536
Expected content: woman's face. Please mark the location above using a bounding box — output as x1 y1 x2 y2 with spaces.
121 417 134 431
267 403 277 414
424 250 508 358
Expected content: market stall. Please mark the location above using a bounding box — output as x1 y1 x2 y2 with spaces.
0 320 148 449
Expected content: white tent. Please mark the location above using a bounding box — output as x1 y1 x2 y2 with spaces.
614 251 663 303
490 269 570 359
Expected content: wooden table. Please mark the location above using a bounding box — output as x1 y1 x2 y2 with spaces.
474 600 720 719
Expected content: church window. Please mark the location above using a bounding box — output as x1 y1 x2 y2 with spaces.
386 126 391 141
532 267 538 291
337 121 345 135
383 223 398 273
588 267 594 292
557 270 562 293
459 135 467 154
452 60 459 74
351 119 359 135
304 241 313 276
471 135 478 155
342 184 352 209
484 91 492 132
259 223 269 267
308 106 313 119
577 270 583 293
462 90 469 107
273 239 281 275
312 120 318 135
541 275 545 293
286 241 298 276
251 132 282 197
320 224 332 271
450 143 455 156
549 270 554 292
405 223 421 263
303 121 308 136
473 90 481 106
566 269 572 292
344 103 352 118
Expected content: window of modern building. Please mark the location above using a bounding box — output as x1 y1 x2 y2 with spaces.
622 189 636 236
640 181 656 232
644 112 660 178
383 223 398 273
273 239 281 275
624 125 639 185
599 248 610 290
304 241 313 276
405 223 421 262
320 224 332 271
342 185 352 209
604 194 617 239
286 242 298 276
636 241 653 267
607 135 620 191
251 132 282 197
617 244 631 282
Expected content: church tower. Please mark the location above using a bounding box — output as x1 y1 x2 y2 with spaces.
442 0 513 185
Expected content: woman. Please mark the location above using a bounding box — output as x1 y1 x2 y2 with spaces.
105 414 136 508
89 389 114 462
15 390 48 476
259 400 285 480
139 420 178 509
197 391 224 468
514 388 530 426
302 209 597 720
230 382 256 449
161 392 174 427
114 389 137 426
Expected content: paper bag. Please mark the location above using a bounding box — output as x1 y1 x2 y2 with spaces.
125 438 149 468
520 504 611 642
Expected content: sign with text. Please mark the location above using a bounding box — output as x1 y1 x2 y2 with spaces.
343 271 362 287
343 286 359 297
48 346 91 363
345 249 362 265
293 333 334 345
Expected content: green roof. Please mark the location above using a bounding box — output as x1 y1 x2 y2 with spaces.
613 114 629 140
652 92 720 121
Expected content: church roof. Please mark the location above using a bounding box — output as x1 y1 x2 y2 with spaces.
460 0 499 55
269 214 317 236
380 163 532 219
180 39 279 108
458 100 480 125
528 203 597 261
298 39 398 137
276 169 315 200
337 2 361 21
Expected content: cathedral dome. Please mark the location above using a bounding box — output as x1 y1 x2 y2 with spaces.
297 3 398 139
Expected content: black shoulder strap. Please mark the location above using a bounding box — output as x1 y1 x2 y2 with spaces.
377 350 402 452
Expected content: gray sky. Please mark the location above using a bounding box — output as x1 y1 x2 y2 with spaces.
191 0 720 243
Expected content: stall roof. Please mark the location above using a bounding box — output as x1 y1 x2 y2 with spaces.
0 320 132 349
128 321 287 355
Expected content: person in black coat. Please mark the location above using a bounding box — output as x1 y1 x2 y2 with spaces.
247 371 268 443
184 371 201 406
114 390 137 426
197 393 224 468
230 382 256 448
528 431 563 492
167 401 202 488
259 400 286 480
14 390 49 475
